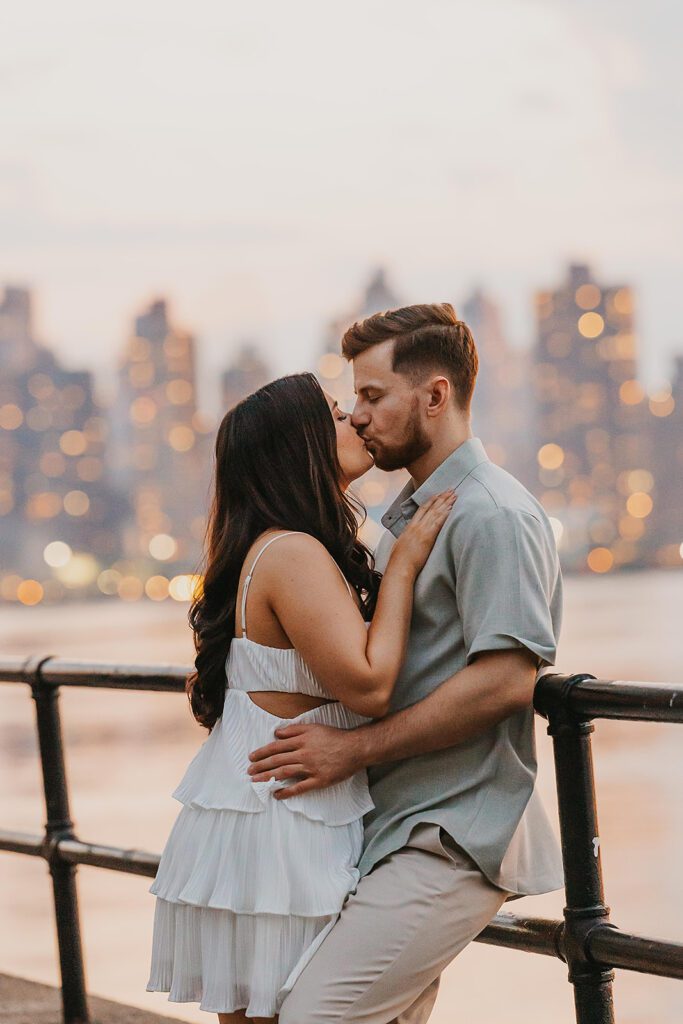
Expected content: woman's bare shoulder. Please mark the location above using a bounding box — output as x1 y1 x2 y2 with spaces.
254 531 332 569
251 531 349 596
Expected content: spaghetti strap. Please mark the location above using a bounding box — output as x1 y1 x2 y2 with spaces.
240 532 302 638
239 531 354 638
335 563 355 600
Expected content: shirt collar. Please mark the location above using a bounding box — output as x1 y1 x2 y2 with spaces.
381 437 490 537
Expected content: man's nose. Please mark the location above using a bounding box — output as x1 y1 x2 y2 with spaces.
351 402 369 429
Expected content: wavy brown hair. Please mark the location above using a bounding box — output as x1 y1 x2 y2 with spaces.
186 372 381 731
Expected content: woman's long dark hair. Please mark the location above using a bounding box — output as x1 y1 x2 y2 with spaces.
186 372 382 731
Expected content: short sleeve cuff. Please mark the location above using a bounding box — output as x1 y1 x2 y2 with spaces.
466 631 557 669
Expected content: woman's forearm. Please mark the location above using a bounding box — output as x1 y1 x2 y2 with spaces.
360 548 417 714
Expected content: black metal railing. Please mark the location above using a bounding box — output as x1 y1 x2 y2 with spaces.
1 654 681 1024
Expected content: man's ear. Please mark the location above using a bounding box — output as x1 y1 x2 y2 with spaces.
425 376 451 417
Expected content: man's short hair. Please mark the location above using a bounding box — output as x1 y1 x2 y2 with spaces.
341 302 479 410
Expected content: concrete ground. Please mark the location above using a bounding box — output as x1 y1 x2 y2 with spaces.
0 972 188 1024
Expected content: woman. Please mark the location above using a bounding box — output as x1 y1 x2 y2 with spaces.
145 372 455 1022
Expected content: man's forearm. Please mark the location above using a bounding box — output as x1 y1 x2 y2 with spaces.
353 651 535 768
249 650 539 797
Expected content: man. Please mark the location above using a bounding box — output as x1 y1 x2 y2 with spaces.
248 303 565 1023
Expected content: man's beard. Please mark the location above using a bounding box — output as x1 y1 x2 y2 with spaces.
368 409 431 472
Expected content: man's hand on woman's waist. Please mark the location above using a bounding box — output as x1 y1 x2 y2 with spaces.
247 649 539 798
247 723 371 798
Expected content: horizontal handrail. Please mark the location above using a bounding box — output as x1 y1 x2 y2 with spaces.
0 830 158 875
587 925 683 980
535 673 683 723
0 655 186 692
3 825 680 981
2 658 682 724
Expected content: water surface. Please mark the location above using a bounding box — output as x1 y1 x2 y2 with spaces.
1 571 681 1023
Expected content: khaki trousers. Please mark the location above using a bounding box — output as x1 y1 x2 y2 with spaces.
278 822 509 1024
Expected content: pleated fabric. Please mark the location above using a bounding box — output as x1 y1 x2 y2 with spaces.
147 900 332 1016
146 654 374 1018
171 686 374 826
226 637 332 698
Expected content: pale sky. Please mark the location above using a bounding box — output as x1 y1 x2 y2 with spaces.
2 0 682 411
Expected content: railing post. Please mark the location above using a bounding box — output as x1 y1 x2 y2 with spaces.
538 673 616 1024
27 655 90 1024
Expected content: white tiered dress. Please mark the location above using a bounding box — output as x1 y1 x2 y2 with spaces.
146 536 374 1018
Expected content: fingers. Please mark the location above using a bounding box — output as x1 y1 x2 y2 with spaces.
273 778 320 799
435 488 457 507
274 724 310 738
411 489 456 522
428 490 457 517
248 751 304 775
249 764 308 783
433 491 457 521
428 497 456 533
248 739 301 762
410 491 457 548
428 488 456 504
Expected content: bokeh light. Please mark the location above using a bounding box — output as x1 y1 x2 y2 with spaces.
575 284 601 310
118 575 144 601
0 404 23 430
54 553 98 587
578 312 604 338
626 492 653 519
318 354 345 379
130 396 158 424
145 575 170 601
169 574 203 601
64 490 90 516
166 379 193 404
17 579 44 605
587 547 614 573
43 541 72 567
59 430 87 456
97 569 122 595
619 380 644 405
148 533 177 560
537 443 565 470
168 425 195 451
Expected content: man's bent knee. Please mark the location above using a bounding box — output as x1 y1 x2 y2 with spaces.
278 985 330 1024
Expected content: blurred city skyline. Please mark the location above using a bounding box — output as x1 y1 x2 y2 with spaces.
3 259 682 418
1 259 682 607
3 1 683 399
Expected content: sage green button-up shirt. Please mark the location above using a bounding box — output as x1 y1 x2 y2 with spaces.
360 437 565 898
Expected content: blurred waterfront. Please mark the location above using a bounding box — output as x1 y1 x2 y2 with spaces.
1 570 682 1023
